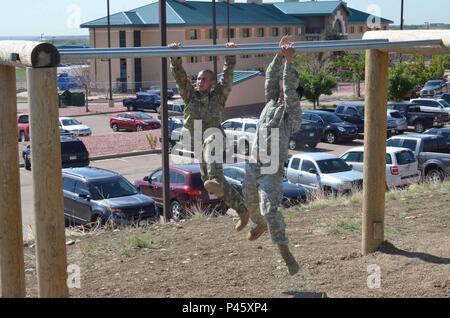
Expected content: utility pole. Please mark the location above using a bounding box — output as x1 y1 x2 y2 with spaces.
227 0 230 42
400 0 404 30
107 0 114 107
212 0 217 76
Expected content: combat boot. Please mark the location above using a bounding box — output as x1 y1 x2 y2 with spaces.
278 244 300 275
204 179 224 198
235 206 249 232
247 222 268 241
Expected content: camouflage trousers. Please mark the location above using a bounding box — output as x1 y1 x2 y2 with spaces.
243 163 288 245
199 134 247 215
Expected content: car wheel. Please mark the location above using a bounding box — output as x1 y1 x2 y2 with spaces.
19 131 27 142
307 142 318 149
170 200 183 221
426 168 444 183
136 124 143 132
414 121 425 133
325 131 337 144
288 139 297 150
112 124 119 132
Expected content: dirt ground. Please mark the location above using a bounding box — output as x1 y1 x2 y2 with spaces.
23 182 450 298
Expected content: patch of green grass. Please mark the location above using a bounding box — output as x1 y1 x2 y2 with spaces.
16 68 26 80
129 236 156 250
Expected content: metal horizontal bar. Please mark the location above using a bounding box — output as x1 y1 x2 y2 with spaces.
59 39 444 59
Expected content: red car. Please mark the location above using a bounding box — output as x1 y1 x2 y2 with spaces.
17 113 30 142
110 112 161 132
134 164 228 221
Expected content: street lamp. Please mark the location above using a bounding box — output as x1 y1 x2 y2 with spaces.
107 0 114 107
400 0 404 30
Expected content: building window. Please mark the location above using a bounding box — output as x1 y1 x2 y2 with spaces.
208 28 218 39
256 28 265 37
383 25 387 30
223 28 235 39
187 56 199 63
271 27 279 37
188 29 198 40
255 54 265 58
283 27 292 35
241 28 251 38
119 31 126 47
241 55 251 59
133 30 141 47
350 26 355 34
359 26 364 33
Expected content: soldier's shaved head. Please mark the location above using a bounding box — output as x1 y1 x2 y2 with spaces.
196 69 216 93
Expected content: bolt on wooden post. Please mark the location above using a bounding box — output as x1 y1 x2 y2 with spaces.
362 49 389 255
27 67 69 297
0 64 26 298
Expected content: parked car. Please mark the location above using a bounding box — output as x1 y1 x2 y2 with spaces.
423 127 450 148
63 167 158 226
122 92 161 112
157 101 184 117
221 117 258 155
388 102 449 133
386 134 450 182
110 112 161 132
302 110 359 144
145 86 175 99
17 113 30 142
288 119 322 150
223 163 308 207
59 117 92 136
134 164 229 221
286 153 363 194
410 98 450 114
165 117 184 152
437 92 450 104
340 146 421 189
334 103 397 135
387 109 408 134
420 80 448 97
22 134 89 171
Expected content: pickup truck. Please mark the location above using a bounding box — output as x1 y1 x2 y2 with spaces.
333 103 397 135
388 102 449 133
122 92 160 111
386 134 450 182
17 113 30 142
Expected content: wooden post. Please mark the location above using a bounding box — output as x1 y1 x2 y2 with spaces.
27 67 69 297
362 49 389 255
0 65 26 297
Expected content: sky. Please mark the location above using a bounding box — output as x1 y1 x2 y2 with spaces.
0 0 448 37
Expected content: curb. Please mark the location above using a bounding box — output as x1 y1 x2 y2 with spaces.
19 149 162 169
67 110 124 118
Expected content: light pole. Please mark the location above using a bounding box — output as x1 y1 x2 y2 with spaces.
227 0 230 42
212 0 217 76
107 0 114 107
400 0 404 30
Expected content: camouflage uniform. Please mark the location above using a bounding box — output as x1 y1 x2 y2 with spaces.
170 56 247 215
243 53 301 245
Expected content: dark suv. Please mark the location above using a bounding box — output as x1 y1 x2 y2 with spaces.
134 164 228 221
63 167 157 226
22 134 89 171
289 119 322 149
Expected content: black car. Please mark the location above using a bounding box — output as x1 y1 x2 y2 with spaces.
122 92 161 112
302 110 359 144
223 163 308 208
158 116 184 152
423 127 450 148
22 134 89 171
63 167 158 226
288 119 322 150
437 93 450 104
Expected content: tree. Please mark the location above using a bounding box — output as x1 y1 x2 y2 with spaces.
388 63 414 101
299 68 337 108
332 52 365 98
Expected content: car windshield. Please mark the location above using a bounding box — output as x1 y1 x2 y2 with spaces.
316 158 352 174
62 118 82 126
355 105 365 117
389 111 403 118
439 100 450 108
426 80 442 87
134 113 153 120
89 177 138 200
319 113 343 124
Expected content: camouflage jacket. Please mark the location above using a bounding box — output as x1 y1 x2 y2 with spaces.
170 56 236 137
251 53 302 167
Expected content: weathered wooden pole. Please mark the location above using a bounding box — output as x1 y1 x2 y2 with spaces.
0 65 26 297
27 67 69 297
362 49 389 255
